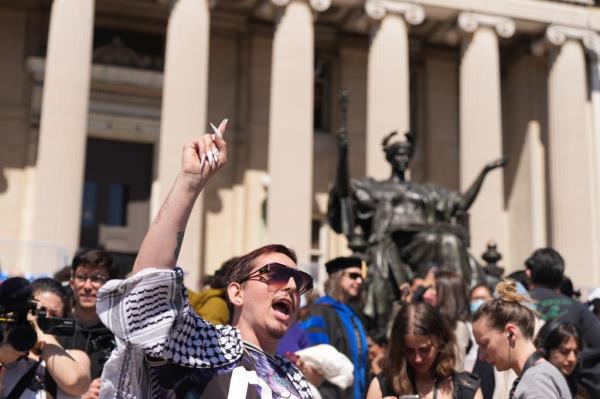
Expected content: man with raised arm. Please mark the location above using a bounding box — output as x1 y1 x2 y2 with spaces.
97 122 315 398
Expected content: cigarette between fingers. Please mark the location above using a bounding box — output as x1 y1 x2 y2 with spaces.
210 122 222 138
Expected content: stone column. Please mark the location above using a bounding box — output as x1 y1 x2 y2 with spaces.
545 26 600 289
158 0 210 288
267 0 330 266
365 0 425 179
587 36 600 290
33 0 95 257
458 12 515 258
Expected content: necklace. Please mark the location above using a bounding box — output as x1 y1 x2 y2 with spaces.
242 342 295 399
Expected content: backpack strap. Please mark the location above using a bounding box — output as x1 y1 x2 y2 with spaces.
376 372 397 397
5 360 41 399
453 371 481 399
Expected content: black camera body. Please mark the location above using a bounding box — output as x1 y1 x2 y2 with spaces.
0 277 75 352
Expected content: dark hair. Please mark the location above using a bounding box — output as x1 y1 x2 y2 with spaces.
204 257 239 289
71 248 119 279
525 248 565 289
559 276 580 299
435 271 470 328
368 329 388 347
225 244 297 320
469 283 493 300
506 270 529 291
473 280 536 339
227 244 297 285
535 320 581 358
383 303 456 395
31 278 71 317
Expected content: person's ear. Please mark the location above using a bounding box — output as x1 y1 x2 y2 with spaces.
227 282 243 307
525 269 532 280
505 324 517 346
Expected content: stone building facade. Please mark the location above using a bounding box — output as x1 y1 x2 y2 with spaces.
1 0 600 292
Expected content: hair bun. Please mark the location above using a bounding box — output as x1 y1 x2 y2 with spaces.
495 280 532 305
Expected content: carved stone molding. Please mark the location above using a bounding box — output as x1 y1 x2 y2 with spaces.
364 0 425 25
457 12 515 38
270 0 331 12
546 25 597 49
531 25 600 58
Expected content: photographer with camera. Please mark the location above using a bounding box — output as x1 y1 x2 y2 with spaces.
0 277 91 398
55 249 118 399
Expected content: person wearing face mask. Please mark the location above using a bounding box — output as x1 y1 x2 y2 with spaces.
469 284 493 315
301 257 369 399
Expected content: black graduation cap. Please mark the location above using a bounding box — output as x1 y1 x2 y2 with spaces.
325 256 363 275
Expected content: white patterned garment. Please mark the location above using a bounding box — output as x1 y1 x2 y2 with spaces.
96 267 313 399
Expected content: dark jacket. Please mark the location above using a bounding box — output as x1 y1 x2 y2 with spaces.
530 287 600 350
301 296 368 399
56 318 116 379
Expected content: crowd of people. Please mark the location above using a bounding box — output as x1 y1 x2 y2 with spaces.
2 124 600 399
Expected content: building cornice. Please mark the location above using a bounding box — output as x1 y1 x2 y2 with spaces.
408 0 600 33
364 0 425 25
271 0 331 12
458 12 516 38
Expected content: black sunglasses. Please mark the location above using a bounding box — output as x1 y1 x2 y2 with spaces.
345 272 363 281
238 263 313 295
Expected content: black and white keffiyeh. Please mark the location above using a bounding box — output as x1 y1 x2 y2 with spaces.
97 267 312 399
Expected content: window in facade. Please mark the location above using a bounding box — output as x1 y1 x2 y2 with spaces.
314 56 333 133
81 181 97 227
107 183 129 226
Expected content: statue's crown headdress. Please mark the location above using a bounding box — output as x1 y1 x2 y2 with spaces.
382 131 415 158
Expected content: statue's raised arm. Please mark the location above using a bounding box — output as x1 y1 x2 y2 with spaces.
458 156 508 212
328 91 356 237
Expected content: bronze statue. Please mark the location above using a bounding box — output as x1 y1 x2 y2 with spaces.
328 91 507 330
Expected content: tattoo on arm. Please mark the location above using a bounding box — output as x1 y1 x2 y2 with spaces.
174 231 185 260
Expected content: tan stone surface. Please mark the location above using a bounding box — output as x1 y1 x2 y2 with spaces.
502 56 548 273
158 0 210 289
547 39 599 289
423 52 459 190
267 1 314 266
32 0 94 257
367 13 410 180
459 25 507 261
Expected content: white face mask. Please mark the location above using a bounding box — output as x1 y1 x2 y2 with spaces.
470 299 486 314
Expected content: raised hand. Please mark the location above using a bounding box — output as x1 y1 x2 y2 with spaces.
180 119 228 189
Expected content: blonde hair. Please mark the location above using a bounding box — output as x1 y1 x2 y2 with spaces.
473 280 537 339
324 270 345 302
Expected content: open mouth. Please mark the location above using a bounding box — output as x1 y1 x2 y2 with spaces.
272 297 293 318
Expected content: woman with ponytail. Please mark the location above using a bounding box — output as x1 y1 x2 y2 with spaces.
472 280 572 399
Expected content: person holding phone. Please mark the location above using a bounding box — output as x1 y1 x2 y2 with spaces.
366 302 482 399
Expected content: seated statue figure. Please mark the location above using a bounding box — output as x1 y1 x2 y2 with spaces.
328 130 507 331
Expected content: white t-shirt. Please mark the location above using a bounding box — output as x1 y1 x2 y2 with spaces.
1 357 79 399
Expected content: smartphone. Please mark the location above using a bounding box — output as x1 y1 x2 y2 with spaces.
399 395 420 399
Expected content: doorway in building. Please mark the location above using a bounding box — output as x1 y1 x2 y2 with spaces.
79 138 153 268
